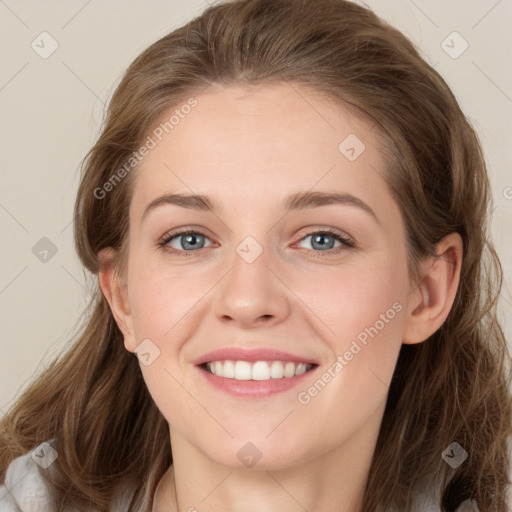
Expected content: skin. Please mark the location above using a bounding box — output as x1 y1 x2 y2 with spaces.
99 82 463 512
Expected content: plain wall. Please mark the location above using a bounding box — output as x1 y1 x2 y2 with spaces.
1 0 511 416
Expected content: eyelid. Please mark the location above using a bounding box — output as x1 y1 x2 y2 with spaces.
291 227 355 253
158 226 355 255
293 226 354 243
158 225 215 246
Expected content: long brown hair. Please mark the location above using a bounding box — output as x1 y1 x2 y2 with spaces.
1 0 511 510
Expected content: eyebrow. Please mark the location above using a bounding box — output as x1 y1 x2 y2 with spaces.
141 190 379 224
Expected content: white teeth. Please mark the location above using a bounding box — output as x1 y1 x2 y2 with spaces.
252 361 270 380
223 360 235 378
295 363 307 375
204 360 313 381
283 362 295 378
269 361 284 378
234 361 252 380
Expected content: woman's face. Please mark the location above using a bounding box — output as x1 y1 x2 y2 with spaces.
120 82 415 469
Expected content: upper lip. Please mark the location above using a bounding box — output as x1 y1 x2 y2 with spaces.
192 347 319 366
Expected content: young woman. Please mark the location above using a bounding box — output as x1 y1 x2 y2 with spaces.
1 0 510 511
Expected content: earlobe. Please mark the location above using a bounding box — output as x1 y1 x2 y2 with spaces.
402 233 463 345
97 248 136 352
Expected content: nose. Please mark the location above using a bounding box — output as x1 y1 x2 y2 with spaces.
212 243 292 329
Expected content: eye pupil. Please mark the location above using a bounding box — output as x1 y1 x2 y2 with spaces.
182 233 204 250
312 234 334 250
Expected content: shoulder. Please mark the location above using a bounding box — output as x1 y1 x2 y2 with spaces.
0 445 53 512
1 440 136 512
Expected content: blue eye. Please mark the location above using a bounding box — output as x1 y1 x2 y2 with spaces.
296 231 351 252
160 230 212 255
158 227 354 257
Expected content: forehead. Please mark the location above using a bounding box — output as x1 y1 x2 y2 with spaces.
130 82 392 219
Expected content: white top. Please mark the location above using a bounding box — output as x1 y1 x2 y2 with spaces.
1 444 480 511
0 444 135 512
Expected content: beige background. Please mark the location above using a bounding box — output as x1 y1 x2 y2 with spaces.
1 0 511 416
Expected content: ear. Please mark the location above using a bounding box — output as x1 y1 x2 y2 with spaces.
402 232 463 345
98 248 137 353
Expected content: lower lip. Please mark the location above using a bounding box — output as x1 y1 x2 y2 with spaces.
197 365 317 398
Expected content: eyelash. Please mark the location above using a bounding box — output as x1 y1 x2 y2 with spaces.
157 227 355 258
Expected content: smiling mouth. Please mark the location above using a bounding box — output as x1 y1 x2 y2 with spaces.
199 360 318 381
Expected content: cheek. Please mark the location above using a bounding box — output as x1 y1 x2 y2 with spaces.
126 256 201 340
300 255 407 340
290 271 407 452
339 272 405 345
308 258 408 398
125 261 201 426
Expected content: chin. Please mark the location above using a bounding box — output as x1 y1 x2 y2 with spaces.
200 436 313 472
